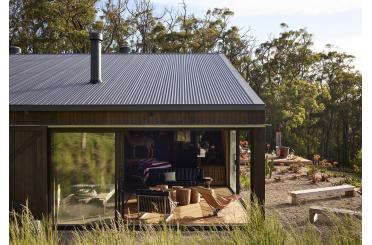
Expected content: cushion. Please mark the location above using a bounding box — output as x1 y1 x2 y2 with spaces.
164 171 176 182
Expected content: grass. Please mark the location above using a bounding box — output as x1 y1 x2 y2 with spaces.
240 175 250 191
10 202 362 245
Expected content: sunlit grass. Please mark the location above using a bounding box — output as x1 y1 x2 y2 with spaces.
10 202 361 245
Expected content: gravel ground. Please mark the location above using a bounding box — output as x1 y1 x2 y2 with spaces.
59 166 362 244
240 165 362 231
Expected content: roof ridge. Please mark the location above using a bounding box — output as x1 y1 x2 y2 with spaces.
10 52 222 56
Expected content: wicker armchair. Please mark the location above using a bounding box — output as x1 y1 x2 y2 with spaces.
136 189 177 222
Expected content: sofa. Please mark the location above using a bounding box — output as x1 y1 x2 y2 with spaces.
145 168 208 187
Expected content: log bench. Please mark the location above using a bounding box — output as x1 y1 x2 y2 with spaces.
288 184 355 204
309 205 362 223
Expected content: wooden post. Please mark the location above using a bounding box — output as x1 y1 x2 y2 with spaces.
115 131 125 221
250 128 265 206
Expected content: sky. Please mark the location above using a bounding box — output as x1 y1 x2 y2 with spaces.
151 0 362 70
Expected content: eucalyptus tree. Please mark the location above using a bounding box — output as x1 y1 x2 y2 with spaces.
96 0 132 53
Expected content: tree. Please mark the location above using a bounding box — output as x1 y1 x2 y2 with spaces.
96 0 131 53
9 3 362 167
315 50 361 165
127 0 165 53
9 0 50 53
48 0 98 53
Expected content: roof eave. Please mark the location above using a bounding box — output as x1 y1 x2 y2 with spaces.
9 104 266 112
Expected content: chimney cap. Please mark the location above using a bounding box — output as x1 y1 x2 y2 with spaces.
89 32 103 41
119 46 130 54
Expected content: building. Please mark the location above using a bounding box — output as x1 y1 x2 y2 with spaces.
9 33 266 227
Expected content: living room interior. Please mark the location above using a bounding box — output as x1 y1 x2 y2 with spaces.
121 129 245 225
51 129 245 225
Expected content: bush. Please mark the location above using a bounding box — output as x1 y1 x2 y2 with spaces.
240 175 251 190
265 158 274 178
352 149 362 176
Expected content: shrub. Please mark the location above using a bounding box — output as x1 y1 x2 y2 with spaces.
240 175 251 190
289 164 300 173
265 158 274 178
352 149 362 176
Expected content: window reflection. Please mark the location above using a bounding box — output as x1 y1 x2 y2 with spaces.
51 132 115 224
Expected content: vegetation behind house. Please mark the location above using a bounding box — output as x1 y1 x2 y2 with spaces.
9 0 361 167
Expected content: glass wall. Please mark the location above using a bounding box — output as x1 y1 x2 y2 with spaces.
51 132 115 224
229 130 237 193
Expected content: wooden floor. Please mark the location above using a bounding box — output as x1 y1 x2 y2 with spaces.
123 187 247 225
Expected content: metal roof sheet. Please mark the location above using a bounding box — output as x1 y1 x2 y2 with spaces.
9 53 265 111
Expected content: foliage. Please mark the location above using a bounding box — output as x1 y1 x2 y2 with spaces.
240 174 250 190
9 204 58 245
9 0 362 168
265 158 274 178
289 163 300 173
332 175 362 188
352 149 362 176
10 203 361 245
51 133 115 197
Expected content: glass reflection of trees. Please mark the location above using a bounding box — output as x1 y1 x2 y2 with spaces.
52 133 115 196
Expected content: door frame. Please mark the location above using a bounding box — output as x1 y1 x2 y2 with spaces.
48 126 243 228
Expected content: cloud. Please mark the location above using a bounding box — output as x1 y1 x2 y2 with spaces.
154 0 361 17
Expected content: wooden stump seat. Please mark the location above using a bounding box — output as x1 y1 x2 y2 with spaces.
190 188 201 203
177 188 191 205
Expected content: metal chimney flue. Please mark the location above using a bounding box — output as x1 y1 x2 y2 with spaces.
10 46 21 55
89 32 103 84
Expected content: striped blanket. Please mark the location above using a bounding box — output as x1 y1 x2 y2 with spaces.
138 159 172 179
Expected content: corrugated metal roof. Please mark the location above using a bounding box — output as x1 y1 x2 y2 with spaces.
9 53 265 111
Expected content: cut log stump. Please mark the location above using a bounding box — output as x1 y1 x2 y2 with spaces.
309 206 362 223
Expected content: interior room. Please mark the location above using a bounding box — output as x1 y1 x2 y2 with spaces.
50 129 245 225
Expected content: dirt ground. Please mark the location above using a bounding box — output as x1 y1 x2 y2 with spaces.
240 165 362 229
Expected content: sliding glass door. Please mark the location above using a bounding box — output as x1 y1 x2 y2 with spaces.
229 130 237 193
51 132 115 225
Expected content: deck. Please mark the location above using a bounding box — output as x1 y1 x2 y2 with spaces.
123 187 247 225
56 187 247 226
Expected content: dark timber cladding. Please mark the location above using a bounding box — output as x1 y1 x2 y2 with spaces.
9 126 48 219
10 110 265 125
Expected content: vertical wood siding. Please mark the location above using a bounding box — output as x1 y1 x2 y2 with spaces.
9 126 48 219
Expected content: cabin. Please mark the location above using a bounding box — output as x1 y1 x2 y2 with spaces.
9 33 266 227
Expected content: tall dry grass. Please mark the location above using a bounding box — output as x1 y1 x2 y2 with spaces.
9 202 361 245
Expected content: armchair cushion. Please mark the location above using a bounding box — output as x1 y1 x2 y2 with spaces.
164 172 176 182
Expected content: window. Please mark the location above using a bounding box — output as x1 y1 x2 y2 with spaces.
51 132 115 224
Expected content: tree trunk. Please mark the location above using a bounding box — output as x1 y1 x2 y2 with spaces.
342 119 349 167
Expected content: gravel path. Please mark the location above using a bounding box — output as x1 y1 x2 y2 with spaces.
240 166 362 229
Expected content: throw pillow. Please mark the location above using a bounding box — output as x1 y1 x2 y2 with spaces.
164 171 176 182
